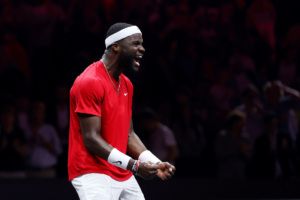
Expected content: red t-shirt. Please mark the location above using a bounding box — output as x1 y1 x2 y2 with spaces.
68 60 133 181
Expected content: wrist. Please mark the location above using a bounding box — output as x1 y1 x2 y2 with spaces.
131 160 140 174
138 150 161 163
107 148 132 170
127 159 140 175
127 158 135 171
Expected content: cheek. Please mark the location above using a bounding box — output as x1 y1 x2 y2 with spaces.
121 48 133 58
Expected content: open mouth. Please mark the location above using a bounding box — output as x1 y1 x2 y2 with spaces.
134 55 143 67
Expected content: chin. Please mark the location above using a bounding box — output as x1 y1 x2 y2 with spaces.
132 65 140 72
130 61 140 72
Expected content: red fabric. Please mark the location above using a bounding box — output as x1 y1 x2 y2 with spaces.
68 60 133 181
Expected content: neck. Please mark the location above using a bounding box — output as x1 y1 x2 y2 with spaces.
101 54 121 80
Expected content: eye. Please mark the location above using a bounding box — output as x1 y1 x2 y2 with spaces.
132 40 143 46
133 41 140 46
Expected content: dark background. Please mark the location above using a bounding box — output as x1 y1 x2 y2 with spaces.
1 0 300 199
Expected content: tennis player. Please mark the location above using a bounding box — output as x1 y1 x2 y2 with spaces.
68 22 175 200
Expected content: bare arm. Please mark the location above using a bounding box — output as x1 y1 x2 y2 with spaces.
274 80 300 99
78 113 112 160
283 85 300 99
79 114 159 178
127 120 147 159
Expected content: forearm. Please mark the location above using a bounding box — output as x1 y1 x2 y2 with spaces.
79 114 112 160
127 131 161 164
284 86 300 99
83 132 113 160
274 80 300 99
127 131 147 159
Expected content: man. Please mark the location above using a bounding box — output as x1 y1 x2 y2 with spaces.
215 110 251 180
68 23 175 200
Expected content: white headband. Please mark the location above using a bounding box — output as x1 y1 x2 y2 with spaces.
105 26 142 48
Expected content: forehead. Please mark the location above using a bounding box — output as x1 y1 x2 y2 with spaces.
123 33 143 42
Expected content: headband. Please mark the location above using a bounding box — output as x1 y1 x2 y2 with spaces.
105 26 142 48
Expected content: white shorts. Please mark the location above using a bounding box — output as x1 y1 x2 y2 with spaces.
71 173 145 200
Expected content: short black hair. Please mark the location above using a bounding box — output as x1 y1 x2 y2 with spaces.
106 22 134 39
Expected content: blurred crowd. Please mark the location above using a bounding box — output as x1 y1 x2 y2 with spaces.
0 0 300 180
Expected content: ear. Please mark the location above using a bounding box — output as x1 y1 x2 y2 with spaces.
111 43 120 53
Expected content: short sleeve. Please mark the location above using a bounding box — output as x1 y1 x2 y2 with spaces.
74 78 104 116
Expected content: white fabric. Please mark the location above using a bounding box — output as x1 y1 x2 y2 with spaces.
72 173 145 200
105 26 142 48
107 148 131 170
138 150 161 164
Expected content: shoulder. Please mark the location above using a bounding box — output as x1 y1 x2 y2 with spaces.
71 63 106 94
70 77 104 99
75 63 105 86
76 76 102 89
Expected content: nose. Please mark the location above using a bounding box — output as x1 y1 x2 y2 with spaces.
139 45 145 54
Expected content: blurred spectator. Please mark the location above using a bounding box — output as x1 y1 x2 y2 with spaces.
25 100 62 178
263 81 300 146
0 32 30 96
15 94 31 134
246 0 276 50
14 0 66 87
282 24 300 50
250 112 296 179
215 110 251 180
51 84 69 146
171 87 206 158
138 108 178 164
278 26 299 86
229 46 256 94
278 51 298 87
209 69 234 114
16 0 66 52
0 32 30 79
236 84 264 145
49 84 69 177
0 104 28 175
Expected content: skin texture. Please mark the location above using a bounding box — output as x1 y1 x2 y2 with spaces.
79 32 175 180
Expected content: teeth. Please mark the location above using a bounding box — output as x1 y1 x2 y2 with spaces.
137 55 142 59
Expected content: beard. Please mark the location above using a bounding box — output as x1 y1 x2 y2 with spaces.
118 53 138 72
118 53 140 81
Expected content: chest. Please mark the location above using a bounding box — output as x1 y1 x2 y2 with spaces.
102 79 132 120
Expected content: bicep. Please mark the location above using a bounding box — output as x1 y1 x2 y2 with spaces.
78 113 101 138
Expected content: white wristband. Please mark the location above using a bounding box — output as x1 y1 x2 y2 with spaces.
107 148 131 170
138 150 161 163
